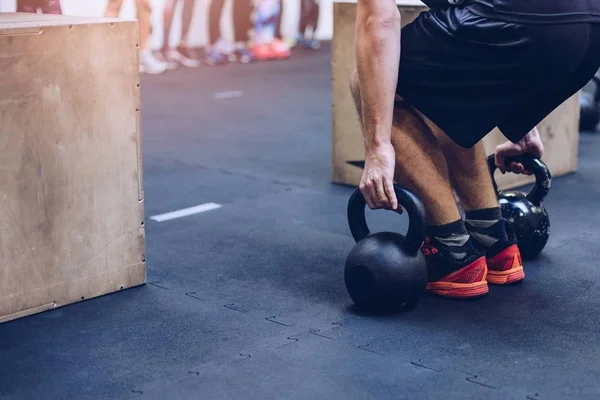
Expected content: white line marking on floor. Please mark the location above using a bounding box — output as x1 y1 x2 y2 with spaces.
150 203 222 222
214 90 243 100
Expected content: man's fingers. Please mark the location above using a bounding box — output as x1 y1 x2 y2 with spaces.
497 156 532 175
364 192 378 210
383 179 399 212
367 181 383 209
359 183 373 209
495 153 506 174
508 162 525 174
374 179 390 209
361 182 381 210
361 179 399 211
362 189 373 209
514 163 525 174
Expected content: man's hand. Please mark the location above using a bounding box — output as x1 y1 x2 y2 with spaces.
359 143 400 211
495 126 544 175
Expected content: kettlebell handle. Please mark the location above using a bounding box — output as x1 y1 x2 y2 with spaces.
487 154 552 206
347 185 427 255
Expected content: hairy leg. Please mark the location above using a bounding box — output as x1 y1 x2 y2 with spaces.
428 124 499 212
349 70 460 226
420 103 523 286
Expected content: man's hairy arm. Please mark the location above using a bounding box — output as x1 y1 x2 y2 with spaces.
356 0 401 150
355 0 401 210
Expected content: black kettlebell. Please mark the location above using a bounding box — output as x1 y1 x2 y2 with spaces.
487 154 552 260
345 185 428 313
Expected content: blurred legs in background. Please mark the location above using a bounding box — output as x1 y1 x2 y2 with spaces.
206 0 255 65
252 0 291 61
272 0 295 50
273 0 283 42
205 0 229 65
230 0 255 63
159 0 201 69
105 0 167 74
272 0 319 50
297 0 320 49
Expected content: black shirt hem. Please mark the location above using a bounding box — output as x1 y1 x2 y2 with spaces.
466 2 600 25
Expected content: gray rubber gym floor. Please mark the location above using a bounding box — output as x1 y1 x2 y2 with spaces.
2 43 600 400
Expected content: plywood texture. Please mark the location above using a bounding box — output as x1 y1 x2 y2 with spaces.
0 13 146 323
331 3 580 190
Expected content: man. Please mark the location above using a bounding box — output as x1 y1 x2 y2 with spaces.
351 0 600 298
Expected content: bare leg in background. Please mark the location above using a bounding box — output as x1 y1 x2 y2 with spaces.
162 0 179 50
162 0 201 67
180 0 196 47
106 0 167 74
104 0 124 18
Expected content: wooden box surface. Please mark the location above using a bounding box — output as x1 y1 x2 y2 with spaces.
0 13 146 323
332 1 580 190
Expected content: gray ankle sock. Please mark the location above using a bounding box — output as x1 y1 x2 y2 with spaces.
465 207 508 249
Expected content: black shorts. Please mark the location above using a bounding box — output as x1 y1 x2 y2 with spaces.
396 7 600 148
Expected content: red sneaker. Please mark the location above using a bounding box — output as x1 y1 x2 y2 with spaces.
269 39 291 59
422 238 489 299
486 243 525 285
251 43 273 61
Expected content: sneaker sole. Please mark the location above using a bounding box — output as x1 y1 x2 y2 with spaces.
203 60 228 66
238 56 255 64
424 256 489 299
144 68 166 75
486 244 525 285
180 59 201 68
487 266 525 285
426 280 489 299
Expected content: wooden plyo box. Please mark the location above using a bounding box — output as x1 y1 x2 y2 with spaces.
332 0 580 190
0 13 146 323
